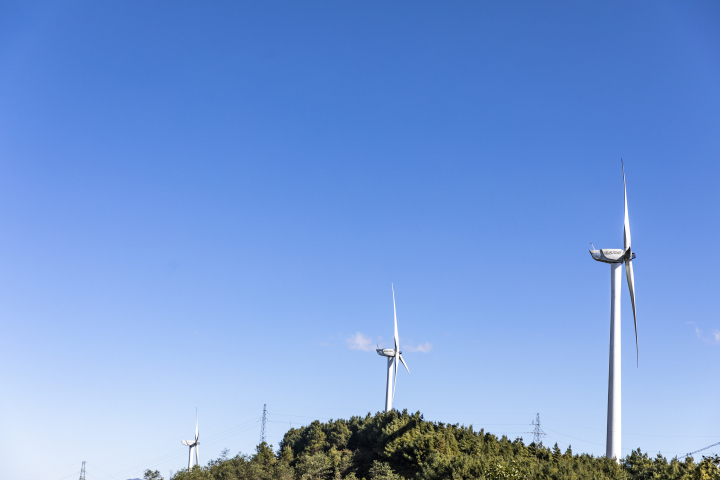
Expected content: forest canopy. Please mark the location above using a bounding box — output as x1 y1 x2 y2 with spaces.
164 410 719 480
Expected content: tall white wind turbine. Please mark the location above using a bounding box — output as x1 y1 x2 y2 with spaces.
589 161 638 462
376 284 410 412
181 410 200 470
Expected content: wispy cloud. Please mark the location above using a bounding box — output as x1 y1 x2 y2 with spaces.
346 332 375 351
347 333 432 353
688 322 720 345
403 341 433 353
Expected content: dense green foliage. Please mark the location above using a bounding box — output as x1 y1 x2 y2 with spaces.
169 410 719 480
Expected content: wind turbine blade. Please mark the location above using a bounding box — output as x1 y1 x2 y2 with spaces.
195 409 199 441
392 284 399 352
625 259 638 366
622 160 631 252
399 353 410 374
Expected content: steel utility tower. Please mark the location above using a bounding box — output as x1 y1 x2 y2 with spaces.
260 404 267 444
531 413 546 445
79 462 86 480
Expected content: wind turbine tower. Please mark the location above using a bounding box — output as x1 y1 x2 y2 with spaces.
588 161 638 462
181 410 200 470
376 285 410 412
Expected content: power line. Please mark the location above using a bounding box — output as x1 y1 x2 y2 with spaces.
678 441 720 460
544 427 619 450
50 405 711 480
87 418 261 480
543 415 718 438
45 412 260 480
23 462 83 480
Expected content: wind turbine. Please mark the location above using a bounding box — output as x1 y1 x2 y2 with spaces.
181 410 200 470
588 161 638 462
376 284 410 412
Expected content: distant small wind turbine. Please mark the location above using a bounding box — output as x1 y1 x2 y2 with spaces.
181 410 200 470
376 284 410 412
588 161 638 462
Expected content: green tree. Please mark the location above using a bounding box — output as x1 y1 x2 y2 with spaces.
552 442 562 463
693 455 720 480
169 410 707 480
295 452 331 480
254 442 277 467
144 470 163 480
369 460 403 480
487 462 522 480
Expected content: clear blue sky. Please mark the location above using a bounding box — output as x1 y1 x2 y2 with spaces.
1 2 719 479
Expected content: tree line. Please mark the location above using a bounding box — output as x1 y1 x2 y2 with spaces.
141 410 719 480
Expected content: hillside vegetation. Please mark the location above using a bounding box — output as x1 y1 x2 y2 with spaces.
163 410 719 480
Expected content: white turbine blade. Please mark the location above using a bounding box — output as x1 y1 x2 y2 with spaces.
195 410 199 441
196 443 200 466
392 284 399 352
399 353 410 374
626 259 638 366
622 160 631 252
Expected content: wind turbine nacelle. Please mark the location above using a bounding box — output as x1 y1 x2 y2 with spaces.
376 348 396 357
589 249 625 264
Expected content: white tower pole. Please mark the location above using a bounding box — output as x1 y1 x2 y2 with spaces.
607 262 622 461
385 356 394 412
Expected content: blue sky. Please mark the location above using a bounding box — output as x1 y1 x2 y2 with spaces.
1 1 719 479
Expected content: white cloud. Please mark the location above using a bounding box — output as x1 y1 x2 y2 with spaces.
403 341 433 353
346 332 375 351
687 322 720 345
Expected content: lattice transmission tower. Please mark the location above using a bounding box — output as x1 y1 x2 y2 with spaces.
529 413 546 445
260 404 267 444
79 461 86 480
